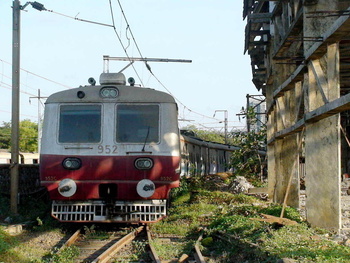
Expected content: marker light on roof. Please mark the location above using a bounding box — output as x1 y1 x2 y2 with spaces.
100 87 119 98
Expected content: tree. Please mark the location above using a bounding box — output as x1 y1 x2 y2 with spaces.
19 119 38 152
0 122 11 149
0 120 38 152
230 107 267 182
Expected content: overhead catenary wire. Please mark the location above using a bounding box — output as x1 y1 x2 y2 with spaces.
24 2 144 86
0 59 73 90
108 0 145 86
0 81 37 97
116 0 145 61
110 1 228 125
114 0 157 81
0 60 58 120
8 2 240 131
26 1 228 127
45 9 115 28
151 76 222 122
0 73 41 97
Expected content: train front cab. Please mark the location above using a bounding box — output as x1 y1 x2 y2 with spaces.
40 75 181 223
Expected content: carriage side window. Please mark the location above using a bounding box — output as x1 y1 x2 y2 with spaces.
59 105 101 143
116 105 159 143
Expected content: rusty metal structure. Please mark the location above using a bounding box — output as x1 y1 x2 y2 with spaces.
244 0 350 232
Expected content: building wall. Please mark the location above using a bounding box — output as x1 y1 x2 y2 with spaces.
244 0 350 230
305 116 341 229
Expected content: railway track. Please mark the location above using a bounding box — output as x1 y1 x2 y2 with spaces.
55 224 206 263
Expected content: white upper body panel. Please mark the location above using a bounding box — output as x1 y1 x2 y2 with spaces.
41 84 180 157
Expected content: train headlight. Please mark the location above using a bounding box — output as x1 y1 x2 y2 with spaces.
62 158 82 170
137 179 155 198
100 87 119 98
58 178 77 197
134 158 153 170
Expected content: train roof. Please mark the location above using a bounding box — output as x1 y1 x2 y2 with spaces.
45 84 176 104
180 130 266 155
180 133 240 151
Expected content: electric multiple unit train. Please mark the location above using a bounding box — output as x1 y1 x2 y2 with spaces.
40 72 237 223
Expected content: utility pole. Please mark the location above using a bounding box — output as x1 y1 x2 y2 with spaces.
213 110 228 144
11 0 21 214
30 89 47 153
236 94 266 132
10 0 46 214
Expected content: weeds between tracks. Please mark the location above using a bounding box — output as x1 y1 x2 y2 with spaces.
1 175 350 262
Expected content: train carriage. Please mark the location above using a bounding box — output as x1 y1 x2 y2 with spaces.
40 71 262 224
179 133 240 177
40 73 181 223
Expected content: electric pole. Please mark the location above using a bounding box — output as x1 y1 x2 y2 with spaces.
11 0 21 214
30 89 47 153
213 110 228 144
10 0 47 214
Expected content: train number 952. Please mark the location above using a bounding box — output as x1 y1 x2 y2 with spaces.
97 145 118 154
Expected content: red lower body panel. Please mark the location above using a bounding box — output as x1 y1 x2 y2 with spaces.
40 154 180 200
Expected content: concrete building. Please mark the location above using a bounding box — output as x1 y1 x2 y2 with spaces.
244 0 350 232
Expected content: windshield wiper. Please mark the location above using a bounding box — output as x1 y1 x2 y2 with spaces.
141 126 150 152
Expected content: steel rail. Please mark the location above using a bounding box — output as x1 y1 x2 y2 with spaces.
193 234 206 263
91 226 144 263
57 228 81 252
146 225 161 263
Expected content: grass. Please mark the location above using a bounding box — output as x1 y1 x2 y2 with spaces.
49 245 80 263
0 224 67 263
150 237 194 260
150 177 350 262
0 227 19 262
1 175 350 262
0 192 66 263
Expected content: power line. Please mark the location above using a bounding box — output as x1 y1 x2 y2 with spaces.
112 1 226 124
108 0 145 86
116 0 144 60
22 2 145 85
0 109 11 114
48 9 114 28
0 73 39 96
0 59 73 90
10 2 232 129
0 81 37 97
22 1 225 126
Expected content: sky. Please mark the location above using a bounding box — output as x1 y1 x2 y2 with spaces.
0 0 261 133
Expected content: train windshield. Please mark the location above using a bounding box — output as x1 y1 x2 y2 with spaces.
116 104 159 143
59 105 101 143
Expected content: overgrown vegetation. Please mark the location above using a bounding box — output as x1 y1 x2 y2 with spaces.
150 177 350 262
49 245 79 263
0 119 38 152
0 193 63 263
1 114 349 261
1 177 350 262
183 107 267 185
181 125 228 145
230 127 266 182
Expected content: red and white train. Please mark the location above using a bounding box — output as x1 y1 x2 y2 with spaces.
40 72 237 223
